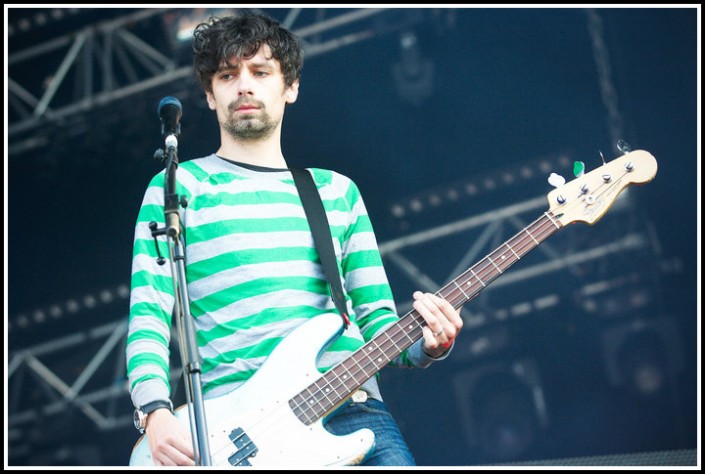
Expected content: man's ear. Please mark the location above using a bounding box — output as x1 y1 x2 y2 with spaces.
206 90 216 110
286 80 300 104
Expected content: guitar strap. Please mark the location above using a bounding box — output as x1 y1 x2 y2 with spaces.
290 167 351 329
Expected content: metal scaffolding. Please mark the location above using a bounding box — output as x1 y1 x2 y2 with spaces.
6 180 662 462
8 7 448 155
6 8 672 466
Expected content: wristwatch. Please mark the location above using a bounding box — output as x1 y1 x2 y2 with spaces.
133 400 173 434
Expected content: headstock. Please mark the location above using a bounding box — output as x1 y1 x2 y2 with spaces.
547 150 657 226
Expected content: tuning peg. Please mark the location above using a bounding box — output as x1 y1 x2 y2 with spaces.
573 161 585 177
617 139 632 154
548 173 567 204
548 173 566 188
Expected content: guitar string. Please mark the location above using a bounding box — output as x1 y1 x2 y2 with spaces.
285 166 634 454
290 215 557 422
292 159 640 427
438 160 632 308
292 207 578 429
291 160 630 422
436 164 632 312
290 212 562 424
204 398 312 465
289 215 560 428
204 168 629 464
208 218 563 462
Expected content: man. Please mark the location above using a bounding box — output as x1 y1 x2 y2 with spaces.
126 10 463 466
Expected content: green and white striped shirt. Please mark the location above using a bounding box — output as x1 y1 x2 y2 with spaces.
127 154 435 408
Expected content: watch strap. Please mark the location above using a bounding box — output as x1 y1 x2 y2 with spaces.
140 399 173 415
134 399 174 434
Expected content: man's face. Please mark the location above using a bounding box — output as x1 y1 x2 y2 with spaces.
206 44 299 142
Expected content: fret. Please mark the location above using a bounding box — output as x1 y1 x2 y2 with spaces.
289 393 306 419
295 387 322 423
299 386 315 408
403 322 417 343
364 345 382 372
291 211 566 427
308 382 330 420
487 255 503 273
326 367 353 406
524 226 539 244
337 362 356 392
305 386 326 414
326 370 346 397
452 279 469 299
545 211 560 229
470 268 486 287
506 242 520 259
490 247 518 273
350 354 369 382
368 339 386 370
387 334 403 354
315 378 335 407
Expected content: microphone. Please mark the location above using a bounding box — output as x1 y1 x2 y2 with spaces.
158 96 182 138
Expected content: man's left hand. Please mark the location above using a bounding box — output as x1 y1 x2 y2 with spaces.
412 291 463 358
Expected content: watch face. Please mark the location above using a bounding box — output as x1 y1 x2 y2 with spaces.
133 408 145 432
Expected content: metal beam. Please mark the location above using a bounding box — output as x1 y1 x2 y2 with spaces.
8 8 422 155
7 185 658 440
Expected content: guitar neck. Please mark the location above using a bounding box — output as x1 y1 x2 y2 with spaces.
291 211 563 424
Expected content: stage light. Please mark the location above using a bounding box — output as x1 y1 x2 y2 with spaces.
32 310 46 323
49 304 63 318
162 8 232 45
392 31 435 105
9 284 131 334
386 152 572 221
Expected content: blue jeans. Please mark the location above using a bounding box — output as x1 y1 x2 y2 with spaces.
324 398 416 466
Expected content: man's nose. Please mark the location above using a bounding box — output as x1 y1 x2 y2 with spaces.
237 73 255 95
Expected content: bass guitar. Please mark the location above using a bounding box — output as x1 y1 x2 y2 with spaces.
130 149 657 466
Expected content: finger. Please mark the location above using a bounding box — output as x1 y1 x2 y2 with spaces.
416 292 456 338
423 292 463 336
154 430 195 466
164 446 195 466
421 325 442 350
413 293 446 338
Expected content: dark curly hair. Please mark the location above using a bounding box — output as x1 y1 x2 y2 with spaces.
192 10 304 93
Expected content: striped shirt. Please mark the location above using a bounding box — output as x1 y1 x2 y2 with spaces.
126 154 436 408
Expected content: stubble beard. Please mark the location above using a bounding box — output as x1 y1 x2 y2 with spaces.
223 101 279 142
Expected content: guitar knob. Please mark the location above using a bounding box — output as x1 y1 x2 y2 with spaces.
556 195 566 204
602 173 612 182
548 173 565 188
625 161 634 172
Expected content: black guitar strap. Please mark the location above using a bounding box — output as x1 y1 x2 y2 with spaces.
290 167 350 329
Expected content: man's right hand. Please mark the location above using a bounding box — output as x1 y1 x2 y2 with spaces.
145 408 196 466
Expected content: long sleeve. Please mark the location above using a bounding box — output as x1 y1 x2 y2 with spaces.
334 173 447 369
126 171 178 407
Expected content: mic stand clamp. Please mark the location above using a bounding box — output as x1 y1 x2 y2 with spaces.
149 133 213 466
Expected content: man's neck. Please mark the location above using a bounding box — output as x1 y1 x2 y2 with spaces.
217 134 287 168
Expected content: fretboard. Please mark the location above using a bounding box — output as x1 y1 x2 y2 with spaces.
290 211 563 425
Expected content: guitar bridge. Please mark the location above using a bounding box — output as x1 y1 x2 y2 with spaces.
228 427 258 466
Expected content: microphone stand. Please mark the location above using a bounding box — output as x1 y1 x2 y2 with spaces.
151 133 213 466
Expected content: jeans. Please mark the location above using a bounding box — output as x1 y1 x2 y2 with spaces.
324 398 416 466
